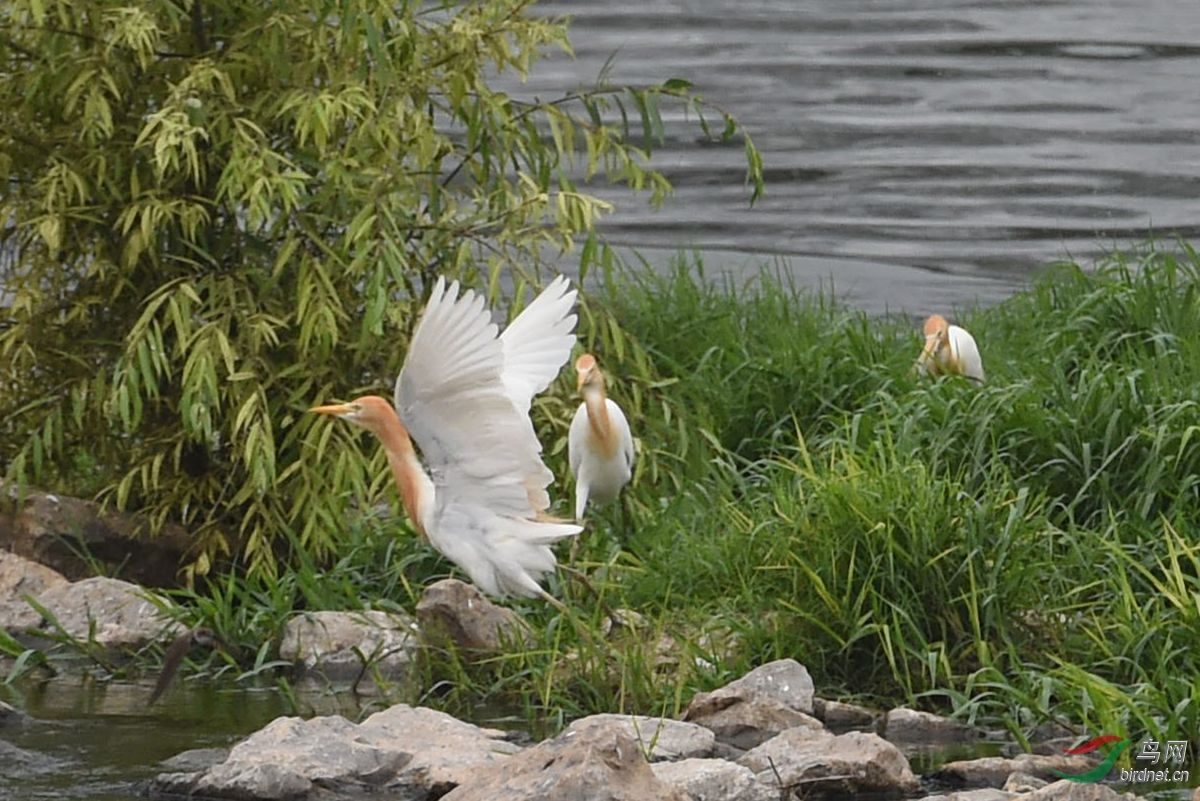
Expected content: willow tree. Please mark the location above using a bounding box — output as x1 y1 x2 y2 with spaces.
0 0 762 577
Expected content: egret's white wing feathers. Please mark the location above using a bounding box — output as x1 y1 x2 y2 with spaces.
948 325 985 384
499 275 578 414
394 277 580 598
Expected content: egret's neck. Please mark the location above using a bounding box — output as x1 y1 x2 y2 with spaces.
374 412 433 537
583 383 618 458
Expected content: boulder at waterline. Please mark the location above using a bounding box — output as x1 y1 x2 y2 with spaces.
415 578 533 653
684 658 821 751
738 727 921 796
279 609 419 684
565 713 716 761
650 758 777 801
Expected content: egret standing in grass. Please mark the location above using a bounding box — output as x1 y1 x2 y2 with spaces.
916 314 985 384
310 276 581 604
568 353 634 521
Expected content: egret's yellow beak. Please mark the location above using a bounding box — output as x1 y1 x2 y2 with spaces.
308 403 353 416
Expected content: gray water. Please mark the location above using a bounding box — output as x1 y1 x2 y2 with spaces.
519 0 1200 313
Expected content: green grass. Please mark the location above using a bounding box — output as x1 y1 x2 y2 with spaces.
22 241 1200 748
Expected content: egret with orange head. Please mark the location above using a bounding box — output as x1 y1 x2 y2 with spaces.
916 314 985 384
568 353 634 521
310 275 581 603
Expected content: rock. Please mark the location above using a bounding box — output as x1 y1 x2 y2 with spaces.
443 719 687 801
566 714 716 761
935 755 1100 788
0 576 177 648
920 789 1015 801
684 660 821 750
0 739 65 772
416 578 533 653
0 480 192 587
813 698 880 733
884 707 980 743
279 610 418 683
149 704 520 800
0 551 68 605
158 747 230 773
738 728 921 796
1004 771 1048 793
1024 780 1140 801
359 704 521 794
651 758 776 801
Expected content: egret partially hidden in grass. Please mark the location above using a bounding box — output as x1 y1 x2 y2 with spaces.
310 276 582 605
569 353 634 521
916 314 985 384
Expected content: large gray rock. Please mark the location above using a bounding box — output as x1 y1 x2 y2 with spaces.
1024 780 1140 801
566 714 716 761
684 659 821 750
279 610 418 682
416 578 533 653
442 716 687 801
935 755 1101 788
919 789 1015 801
1 575 177 648
0 551 68 605
150 704 521 800
651 758 776 801
0 480 191 587
884 707 981 743
738 728 921 796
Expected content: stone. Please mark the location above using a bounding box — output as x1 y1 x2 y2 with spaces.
920 789 1015 801
1024 780 1140 801
416 578 533 653
150 704 521 800
935 755 1101 788
359 704 521 794
566 714 716 761
738 728 921 796
651 758 776 801
441 719 688 801
684 659 822 750
1004 771 1048 792
884 707 981 743
813 697 879 733
158 747 230 774
279 610 418 682
0 551 68 604
0 576 178 648
0 480 192 587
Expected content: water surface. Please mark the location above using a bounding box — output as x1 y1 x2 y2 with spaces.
517 0 1200 312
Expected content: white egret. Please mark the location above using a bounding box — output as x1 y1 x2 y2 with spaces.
568 353 634 520
310 275 581 602
916 314 985 384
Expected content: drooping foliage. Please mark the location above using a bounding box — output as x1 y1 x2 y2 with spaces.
0 0 763 577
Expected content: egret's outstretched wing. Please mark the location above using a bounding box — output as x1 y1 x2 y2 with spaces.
395 278 548 517
949 326 985 384
499 275 578 413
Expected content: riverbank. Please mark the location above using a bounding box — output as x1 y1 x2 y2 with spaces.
4 243 1199 768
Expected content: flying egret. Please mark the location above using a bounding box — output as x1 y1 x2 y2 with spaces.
568 353 634 520
916 314 985 384
310 275 582 603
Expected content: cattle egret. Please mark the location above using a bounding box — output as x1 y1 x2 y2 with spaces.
310 276 582 602
568 353 634 520
916 314 985 384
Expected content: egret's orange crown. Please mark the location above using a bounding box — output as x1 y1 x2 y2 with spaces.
923 314 950 338
575 353 604 391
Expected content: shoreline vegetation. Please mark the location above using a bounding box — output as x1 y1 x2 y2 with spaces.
6 243 1200 750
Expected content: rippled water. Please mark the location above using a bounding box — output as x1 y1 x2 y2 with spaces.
518 0 1200 312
